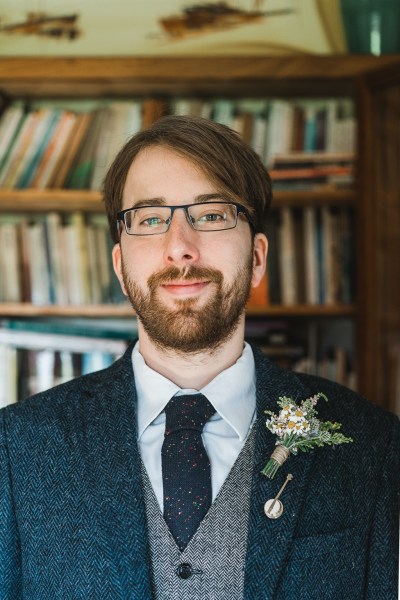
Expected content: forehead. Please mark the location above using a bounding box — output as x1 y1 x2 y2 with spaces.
122 146 219 208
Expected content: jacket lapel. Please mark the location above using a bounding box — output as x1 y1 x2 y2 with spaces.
82 343 152 597
244 348 316 599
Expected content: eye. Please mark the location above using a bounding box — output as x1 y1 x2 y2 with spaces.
141 216 164 228
136 208 169 229
196 210 226 224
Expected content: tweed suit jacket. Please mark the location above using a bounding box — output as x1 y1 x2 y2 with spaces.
0 343 399 599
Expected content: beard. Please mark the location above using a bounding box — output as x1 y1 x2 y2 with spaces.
121 254 253 355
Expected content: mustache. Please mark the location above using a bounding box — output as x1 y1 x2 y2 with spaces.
148 265 223 292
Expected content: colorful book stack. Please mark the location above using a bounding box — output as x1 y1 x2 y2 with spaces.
0 213 126 306
0 97 355 190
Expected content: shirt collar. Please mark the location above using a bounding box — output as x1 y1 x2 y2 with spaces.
133 341 256 442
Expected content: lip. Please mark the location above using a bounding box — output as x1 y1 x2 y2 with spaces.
160 280 210 297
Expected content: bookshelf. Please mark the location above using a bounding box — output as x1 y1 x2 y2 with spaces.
0 55 399 410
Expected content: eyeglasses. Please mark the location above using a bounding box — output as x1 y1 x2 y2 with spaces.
117 200 254 236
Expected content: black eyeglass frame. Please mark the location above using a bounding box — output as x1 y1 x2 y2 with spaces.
116 201 255 236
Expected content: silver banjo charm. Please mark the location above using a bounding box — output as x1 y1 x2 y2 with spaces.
264 474 293 519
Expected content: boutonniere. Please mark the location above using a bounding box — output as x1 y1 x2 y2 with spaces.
262 392 353 479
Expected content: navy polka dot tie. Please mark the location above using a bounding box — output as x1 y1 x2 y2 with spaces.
162 393 215 551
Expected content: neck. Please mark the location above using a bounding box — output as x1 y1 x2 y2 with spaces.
137 318 246 390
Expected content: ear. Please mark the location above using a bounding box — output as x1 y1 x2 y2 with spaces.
251 233 268 289
112 242 128 296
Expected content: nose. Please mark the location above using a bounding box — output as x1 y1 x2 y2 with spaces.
162 207 200 266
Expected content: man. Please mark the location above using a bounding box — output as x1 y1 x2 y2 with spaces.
0 116 399 599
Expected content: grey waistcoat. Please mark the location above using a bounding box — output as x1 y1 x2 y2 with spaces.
141 425 256 600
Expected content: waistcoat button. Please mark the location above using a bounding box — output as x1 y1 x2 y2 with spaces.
176 563 193 579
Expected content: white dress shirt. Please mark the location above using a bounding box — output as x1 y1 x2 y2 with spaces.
133 341 257 511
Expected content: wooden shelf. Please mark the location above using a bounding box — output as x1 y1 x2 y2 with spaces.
0 303 356 319
0 303 133 318
0 189 103 213
0 56 399 98
247 305 356 317
0 188 355 213
273 188 355 208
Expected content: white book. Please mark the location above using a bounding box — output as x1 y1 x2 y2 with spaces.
27 221 51 305
0 222 21 302
62 219 85 305
57 350 74 385
35 349 56 394
251 114 268 161
0 345 18 408
95 225 111 303
64 212 91 304
172 98 193 115
85 224 102 304
278 207 297 305
99 102 142 185
0 328 127 354
303 207 319 305
264 101 293 167
45 212 68 305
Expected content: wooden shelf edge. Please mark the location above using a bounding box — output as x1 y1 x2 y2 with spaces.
0 56 399 81
0 304 134 318
246 305 356 317
0 189 104 212
0 303 356 318
0 188 356 212
273 188 356 207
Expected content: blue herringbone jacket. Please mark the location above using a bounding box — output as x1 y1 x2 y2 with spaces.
0 344 399 599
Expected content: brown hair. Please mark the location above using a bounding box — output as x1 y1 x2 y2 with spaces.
103 115 272 242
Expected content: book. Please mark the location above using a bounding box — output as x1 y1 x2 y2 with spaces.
142 97 167 130
0 111 38 187
293 210 306 304
0 105 25 175
278 207 297 305
303 206 319 305
30 111 77 189
44 212 68 305
321 207 335 305
0 222 21 302
264 101 294 167
61 213 89 305
95 223 112 303
0 345 18 408
18 218 31 302
16 108 61 188
49 112 91 188
212 99 235 127
91 101 143 190
66 109 105 189
338 209 354 304
264 210 281 305
26 220 51 305
0 327 128 354
85 224 102 304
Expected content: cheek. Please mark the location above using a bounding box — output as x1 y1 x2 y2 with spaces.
120 243 158 284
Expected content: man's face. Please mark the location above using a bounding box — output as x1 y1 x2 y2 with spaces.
112 146 267 354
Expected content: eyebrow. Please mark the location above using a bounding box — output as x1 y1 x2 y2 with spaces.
129 192 232 209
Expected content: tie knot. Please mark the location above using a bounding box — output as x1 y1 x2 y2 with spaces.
164 393 215 435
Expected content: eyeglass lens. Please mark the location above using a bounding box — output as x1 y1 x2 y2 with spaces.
123 202 238 235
